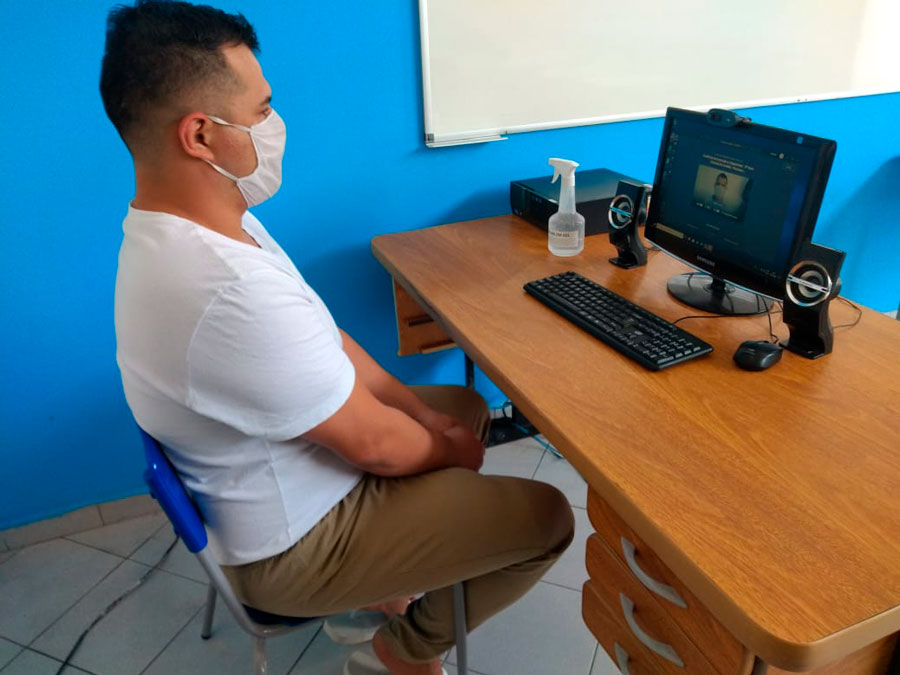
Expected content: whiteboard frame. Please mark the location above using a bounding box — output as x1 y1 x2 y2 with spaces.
418 0 899 148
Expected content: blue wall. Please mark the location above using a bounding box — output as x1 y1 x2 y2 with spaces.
2 2 898 529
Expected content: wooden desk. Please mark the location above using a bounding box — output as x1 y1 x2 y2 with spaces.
372 215 900 674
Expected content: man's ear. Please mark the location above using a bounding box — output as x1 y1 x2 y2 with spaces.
177 112 216 161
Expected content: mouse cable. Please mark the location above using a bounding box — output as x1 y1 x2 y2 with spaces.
672 312 740 324
764 300 780 343
832 297 863 330
672 293 784 343
54 533 181 675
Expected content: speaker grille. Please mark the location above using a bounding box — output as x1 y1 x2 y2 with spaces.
608 195 634 230
786 260 833 307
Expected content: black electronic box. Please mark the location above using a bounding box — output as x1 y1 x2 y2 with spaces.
510 168 647 236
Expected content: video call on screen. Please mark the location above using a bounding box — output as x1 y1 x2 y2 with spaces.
656 118 813 277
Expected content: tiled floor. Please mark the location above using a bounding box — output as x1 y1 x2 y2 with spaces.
0 439 619 675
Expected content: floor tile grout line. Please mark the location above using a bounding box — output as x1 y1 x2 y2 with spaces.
530 448 547 480
129 532 209 587
26 553 131 650
587 642 598 675
95 505 110 528
139 562 208 588
539 579 587 594
286 622 324 674
63 515 168 560
0 645 25 674
134 520 179 550
149 520 171 538
22 644 100 675
126 522 169 559
138 603 207 675
97 500 162 528
59 536 130 561
0 648 29 674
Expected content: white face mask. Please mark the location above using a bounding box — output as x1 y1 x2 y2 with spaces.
204 109 286 207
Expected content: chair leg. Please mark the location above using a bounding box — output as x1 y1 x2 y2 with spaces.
201 585 217 639
253 636 267 675
453 582 468 675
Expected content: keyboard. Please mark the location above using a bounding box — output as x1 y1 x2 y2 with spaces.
524 271 713 370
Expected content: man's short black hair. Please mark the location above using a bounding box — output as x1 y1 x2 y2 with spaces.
716 172 728 183
100 0 259 152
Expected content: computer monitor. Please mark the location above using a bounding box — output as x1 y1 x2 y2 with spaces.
644 107 836 315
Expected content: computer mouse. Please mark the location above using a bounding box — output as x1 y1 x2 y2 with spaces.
733 340 783 371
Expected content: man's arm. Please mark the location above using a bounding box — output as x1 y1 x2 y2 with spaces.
339 329 456 432
302 377 483 476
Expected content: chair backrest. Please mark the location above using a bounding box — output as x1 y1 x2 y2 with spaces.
139 427 208 554
139 426 311 638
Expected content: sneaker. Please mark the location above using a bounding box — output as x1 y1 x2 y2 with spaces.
342 644 448 675
343 644 389 675
324 610 388 645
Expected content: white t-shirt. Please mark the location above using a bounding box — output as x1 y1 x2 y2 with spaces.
115 206 362 565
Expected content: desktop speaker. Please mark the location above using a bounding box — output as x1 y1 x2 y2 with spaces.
608 181 649 269
781 241 845 359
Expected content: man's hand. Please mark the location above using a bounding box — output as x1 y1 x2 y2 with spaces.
442 423 485 472
416 407 484 471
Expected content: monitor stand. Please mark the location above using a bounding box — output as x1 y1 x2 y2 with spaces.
667 273 771 316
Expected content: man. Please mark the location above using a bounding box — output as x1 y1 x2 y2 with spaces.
711 172 728 205
103 2 574 674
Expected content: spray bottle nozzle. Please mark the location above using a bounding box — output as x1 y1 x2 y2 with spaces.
548 158 579 186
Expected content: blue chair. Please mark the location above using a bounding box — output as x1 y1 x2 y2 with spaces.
139 427 469 675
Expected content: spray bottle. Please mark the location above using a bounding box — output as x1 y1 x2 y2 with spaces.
547 158 585 257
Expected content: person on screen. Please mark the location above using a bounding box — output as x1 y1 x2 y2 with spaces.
102 2 573 674
711 172 728 205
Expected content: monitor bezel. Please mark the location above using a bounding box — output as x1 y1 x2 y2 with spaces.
644 107 837 302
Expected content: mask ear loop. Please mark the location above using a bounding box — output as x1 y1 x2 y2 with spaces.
203 114 257 181
206 114 252 133
204 159 241 182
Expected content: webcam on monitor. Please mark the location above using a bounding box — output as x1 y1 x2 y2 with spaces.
706 108 751 128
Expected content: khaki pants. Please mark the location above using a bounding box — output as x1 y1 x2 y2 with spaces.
223 385 575 663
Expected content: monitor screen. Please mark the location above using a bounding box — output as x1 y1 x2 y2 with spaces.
645 108 836 303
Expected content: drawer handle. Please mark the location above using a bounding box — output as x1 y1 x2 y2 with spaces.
614 642 630 674
620 593 685 668
621 537 687 609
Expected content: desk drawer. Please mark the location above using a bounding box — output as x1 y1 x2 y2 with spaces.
586 535 718 675
587 489 746 674
392 279 455 356
584 580 667 675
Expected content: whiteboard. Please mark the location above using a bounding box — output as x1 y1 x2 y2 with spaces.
419 0 900 147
